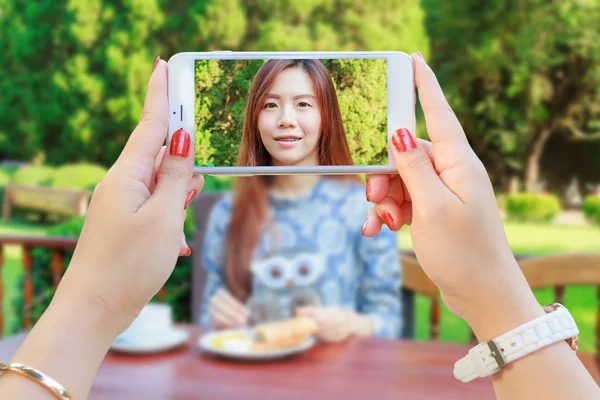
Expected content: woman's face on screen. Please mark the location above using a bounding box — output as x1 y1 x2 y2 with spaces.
257 67 321 167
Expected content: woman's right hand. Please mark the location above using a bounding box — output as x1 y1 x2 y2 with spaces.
363 53 545 341
208 289 250 330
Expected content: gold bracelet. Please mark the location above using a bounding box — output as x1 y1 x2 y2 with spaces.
0 362 73 400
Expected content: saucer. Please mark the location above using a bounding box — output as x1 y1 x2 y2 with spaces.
198 329 316 361
110 327 190 354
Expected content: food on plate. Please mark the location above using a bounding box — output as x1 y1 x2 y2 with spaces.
251 317 318 351
210 331 253 351
207 317 318 353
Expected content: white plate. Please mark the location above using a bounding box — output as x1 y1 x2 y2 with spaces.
198 329 316 361
110 328 190 354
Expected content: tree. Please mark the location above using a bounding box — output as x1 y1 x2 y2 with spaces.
0 0 164 166
160 0 429 53
162 0 430 167
423 0 600 193
0 0 429 167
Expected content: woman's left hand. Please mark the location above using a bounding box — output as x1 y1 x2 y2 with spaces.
52 59 204 335
296 306 358 342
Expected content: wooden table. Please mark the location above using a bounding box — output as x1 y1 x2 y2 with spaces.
0 326 598 399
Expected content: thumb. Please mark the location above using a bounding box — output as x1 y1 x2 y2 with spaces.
152 128 194 209
390 128 444 205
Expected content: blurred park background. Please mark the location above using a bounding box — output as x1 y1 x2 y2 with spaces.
1 1 599 350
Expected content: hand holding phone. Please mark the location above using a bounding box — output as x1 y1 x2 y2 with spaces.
168 51 415 176
363 54 544 343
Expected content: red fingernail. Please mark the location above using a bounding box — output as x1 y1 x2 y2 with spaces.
170 129 190 157
184 189 197 209
392 128 417 153
186 247 192 257
153 56 160 71
382 212 394 229
362 218 369 235
366 180 371 201
416 51 424 61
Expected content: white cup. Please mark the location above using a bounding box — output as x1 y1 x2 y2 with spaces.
116 303 174 344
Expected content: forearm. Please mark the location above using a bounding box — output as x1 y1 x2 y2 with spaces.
0 298 118 399
466 273 600 400
493 342 599 400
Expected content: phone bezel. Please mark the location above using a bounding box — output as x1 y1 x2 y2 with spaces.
168 51 415 176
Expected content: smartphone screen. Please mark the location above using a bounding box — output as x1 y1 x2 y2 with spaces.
193 58 389 169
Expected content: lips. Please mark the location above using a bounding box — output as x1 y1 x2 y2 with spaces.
275 136 301 142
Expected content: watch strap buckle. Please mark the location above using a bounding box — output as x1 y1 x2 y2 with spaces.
487 339 506 368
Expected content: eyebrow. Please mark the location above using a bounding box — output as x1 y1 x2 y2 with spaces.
266 93 316 100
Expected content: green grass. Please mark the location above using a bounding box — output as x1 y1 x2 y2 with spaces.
398 221 600 255
399 222 600 352
504 221 600 255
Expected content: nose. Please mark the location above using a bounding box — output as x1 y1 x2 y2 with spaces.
286 279 294 288
277 105 297 129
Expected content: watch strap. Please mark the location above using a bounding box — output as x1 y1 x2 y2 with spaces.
454 306 578 382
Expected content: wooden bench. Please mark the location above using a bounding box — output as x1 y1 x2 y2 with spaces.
2 184 90 221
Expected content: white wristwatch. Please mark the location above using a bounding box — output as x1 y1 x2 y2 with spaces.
454 303 579 383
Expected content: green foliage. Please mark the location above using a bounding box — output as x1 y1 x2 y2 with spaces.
203 175 233 192
194 59 263 166
51 163 107 191
0 0 164 167
12 166 55 187
8 163 106 191
194 58 388 167
0 167 11 186
422 1 600 187
582 196 600 227
0 0 429 327
47 215 87 236
0 0 428 168
0 167 11 214
323 58 388 165
505 193 562 223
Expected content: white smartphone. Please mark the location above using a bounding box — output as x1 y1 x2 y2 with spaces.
167 51 415 175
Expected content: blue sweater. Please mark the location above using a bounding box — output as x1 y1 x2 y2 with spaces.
199 177 402 338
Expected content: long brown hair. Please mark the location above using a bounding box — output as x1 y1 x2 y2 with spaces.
225 59 356 300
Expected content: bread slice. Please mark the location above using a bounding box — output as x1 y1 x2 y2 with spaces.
251 317 318 351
